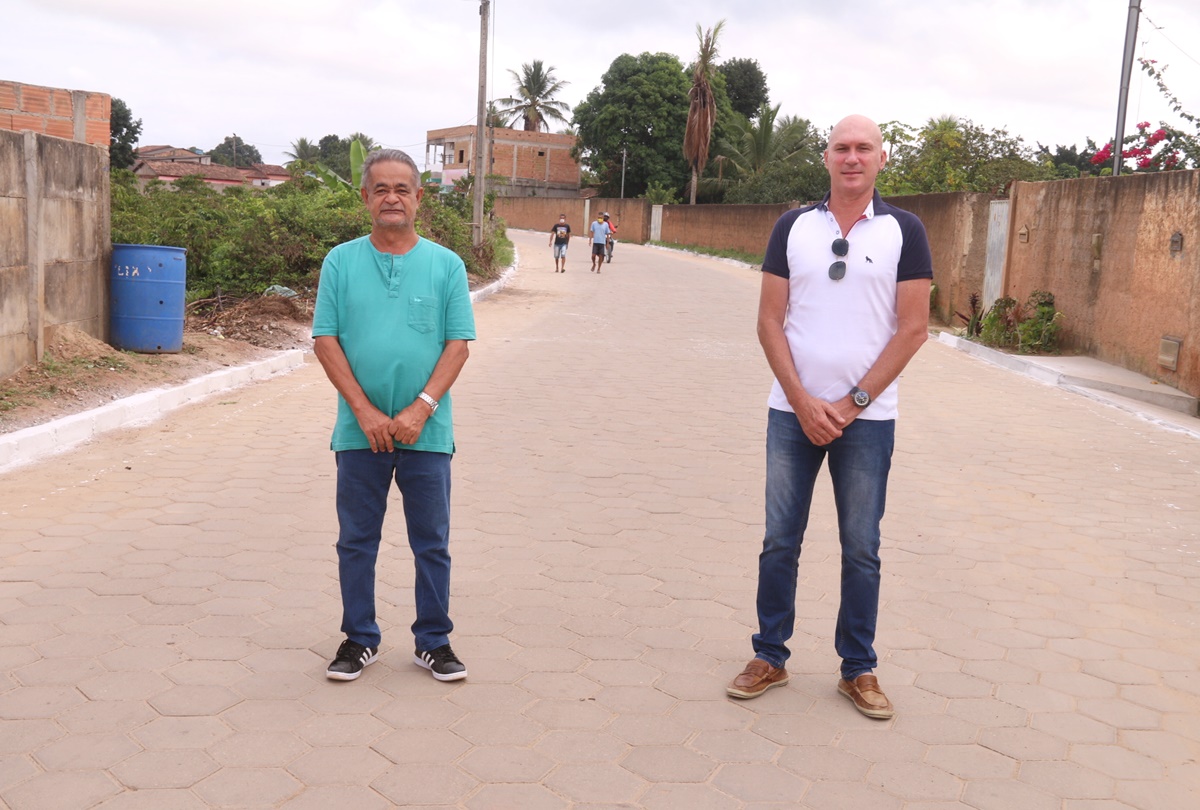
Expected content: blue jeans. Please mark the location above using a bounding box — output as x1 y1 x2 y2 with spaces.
753 408 895 680
335 449 454 651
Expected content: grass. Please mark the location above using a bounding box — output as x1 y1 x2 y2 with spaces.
648 241 764 266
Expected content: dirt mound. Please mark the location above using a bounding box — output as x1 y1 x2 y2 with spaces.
45 326 120 364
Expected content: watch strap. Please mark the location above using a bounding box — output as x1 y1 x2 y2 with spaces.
418 391 439 413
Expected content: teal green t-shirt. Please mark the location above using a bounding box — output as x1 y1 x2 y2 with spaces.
312 235 476 453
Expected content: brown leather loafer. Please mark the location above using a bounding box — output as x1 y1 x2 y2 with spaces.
837 673 894 719
726 658 789 699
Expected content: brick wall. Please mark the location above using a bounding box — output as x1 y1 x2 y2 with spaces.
660 203 796 257
0 80 111 147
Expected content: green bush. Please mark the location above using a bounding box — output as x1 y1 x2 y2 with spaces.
111 170 508 298
977 290 1063 353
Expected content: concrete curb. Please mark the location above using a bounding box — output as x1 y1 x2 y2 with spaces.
0 350 307 474
937 331 1200 440
470 246 518 303
0 247 521 475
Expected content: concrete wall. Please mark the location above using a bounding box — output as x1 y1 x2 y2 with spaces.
1005 171 1200 395
884 192 993 324
493 197 651 244
0 127 111 379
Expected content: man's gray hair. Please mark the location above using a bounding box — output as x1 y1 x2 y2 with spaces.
360 148 421 189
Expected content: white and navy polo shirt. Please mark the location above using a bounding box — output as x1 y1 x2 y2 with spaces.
762 191 933 421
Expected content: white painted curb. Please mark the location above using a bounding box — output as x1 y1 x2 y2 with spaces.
0 350 307 474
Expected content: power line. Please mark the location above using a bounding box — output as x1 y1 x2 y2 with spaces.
1143 13 1200 67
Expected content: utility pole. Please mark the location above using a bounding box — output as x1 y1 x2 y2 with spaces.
472 0 490 247
1112 0 1142 177
620 147 627 199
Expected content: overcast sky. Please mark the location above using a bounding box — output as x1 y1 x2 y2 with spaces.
5 0 1199 169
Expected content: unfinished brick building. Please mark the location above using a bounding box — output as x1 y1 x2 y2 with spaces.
425 125 580 198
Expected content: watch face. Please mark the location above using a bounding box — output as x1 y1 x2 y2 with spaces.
853 390 870 407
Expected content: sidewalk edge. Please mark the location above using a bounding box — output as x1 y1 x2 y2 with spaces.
0 350 307 475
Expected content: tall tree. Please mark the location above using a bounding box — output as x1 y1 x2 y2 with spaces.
573 52 693 198
318 134 351 180
284 137 320 165
878 117 1055 195
683 20 725 204
718 102 816 178
718 57 769 120
496 60 570 132
347 132 377 151
209 134 262 167
109 97 142 170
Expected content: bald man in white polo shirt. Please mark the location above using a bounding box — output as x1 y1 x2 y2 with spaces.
726 115 933 719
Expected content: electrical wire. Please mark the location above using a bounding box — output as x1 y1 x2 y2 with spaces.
1143 13 1200 68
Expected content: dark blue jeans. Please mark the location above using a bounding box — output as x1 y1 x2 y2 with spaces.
753 408 895 680
335 449 453 652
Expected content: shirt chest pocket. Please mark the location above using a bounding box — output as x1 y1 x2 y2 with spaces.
407 295 439 334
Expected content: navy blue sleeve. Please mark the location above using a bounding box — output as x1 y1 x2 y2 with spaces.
762 209 802 279
894 211 934 282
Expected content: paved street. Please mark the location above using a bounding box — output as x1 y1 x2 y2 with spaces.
1 228 1198 809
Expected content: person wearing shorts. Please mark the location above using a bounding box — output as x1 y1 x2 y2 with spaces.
549 214 571 272
589 214 611 273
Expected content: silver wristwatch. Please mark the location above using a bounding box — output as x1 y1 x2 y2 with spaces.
850 386 871 408
418 391 439 413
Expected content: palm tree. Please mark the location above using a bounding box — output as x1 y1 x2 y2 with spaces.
284 137 320 165
496 60 571 132
719 102 816 179
683 20 725 204
347 132 377 151
485 101 507 129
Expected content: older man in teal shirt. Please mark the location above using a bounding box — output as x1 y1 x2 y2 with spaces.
313 149 475 683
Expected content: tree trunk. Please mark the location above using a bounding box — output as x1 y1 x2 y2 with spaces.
690 168 698 204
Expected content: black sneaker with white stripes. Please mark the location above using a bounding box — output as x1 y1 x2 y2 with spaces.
413 644 468 681
326 639 379 681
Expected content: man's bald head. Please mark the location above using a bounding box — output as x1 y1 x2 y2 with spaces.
824 115 887 201
829 115 884 150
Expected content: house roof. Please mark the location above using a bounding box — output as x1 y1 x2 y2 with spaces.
238 163 291 179
137 145 202 160
133 160 247 183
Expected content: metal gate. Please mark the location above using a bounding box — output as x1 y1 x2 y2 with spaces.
982 199 1010 309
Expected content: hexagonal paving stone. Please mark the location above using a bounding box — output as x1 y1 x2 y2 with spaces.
543 762 647 804
460 746 554 782
210 731 310 768
371 728 471 765
710 761 810 804
149 684 242 716
0 771 121 810
34 732 140 771
110 750 219 789
371 763 477 806
193 767 303 806
621 745 717 783
287 746 391 786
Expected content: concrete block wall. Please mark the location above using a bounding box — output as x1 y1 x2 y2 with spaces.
0 80 111 147
0 125 111 379
1005 170 1200 396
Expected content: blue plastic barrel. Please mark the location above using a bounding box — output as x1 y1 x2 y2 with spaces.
110 244 187 353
